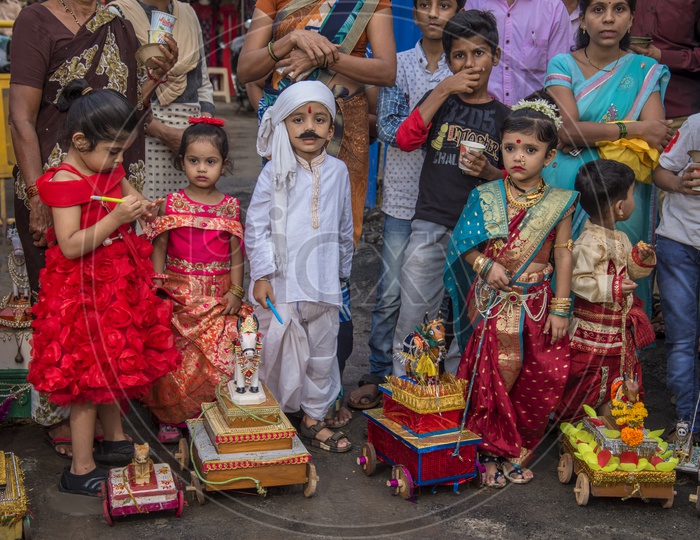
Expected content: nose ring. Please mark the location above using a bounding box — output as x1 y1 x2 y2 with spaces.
519 155 526 166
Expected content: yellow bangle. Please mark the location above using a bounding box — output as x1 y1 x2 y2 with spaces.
553 239 575 252
229 284 245 299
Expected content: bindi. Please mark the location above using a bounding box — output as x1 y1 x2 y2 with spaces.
516 139 521 144
308 106 313 114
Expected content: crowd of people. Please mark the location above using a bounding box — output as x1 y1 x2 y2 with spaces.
6 0 700 498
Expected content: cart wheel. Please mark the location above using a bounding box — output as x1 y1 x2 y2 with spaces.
190 472 205 506
661 490 675 509
356 443 377 476
175 489 185 517
22 515 31 540
175 438 190 471
303 463 318 498
102 496 114 526
574 473 590 506
557 452 574 484
387 465 414 500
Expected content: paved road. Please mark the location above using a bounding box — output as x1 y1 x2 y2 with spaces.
3 105 699 540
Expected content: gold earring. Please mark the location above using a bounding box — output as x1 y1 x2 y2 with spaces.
618 211 624 219
582 26 586 35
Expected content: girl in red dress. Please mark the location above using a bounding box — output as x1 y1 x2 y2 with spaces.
27 79 180 496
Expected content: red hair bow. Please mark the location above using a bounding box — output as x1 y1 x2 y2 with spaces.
188 116 226 127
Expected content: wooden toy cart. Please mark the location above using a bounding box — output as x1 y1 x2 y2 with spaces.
358 409 481 499
557 437 675 507
0 452 31 540
180 412 318 503
100 462 184 525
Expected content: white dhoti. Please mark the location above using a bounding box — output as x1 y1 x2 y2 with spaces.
257 301 340 421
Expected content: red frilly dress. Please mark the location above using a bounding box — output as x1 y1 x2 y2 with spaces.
27 164 181 406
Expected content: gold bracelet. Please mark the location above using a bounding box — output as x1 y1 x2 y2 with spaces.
25 185 39 199
267 40 280 63
472 255 487 275
553 239 575 252
229 284 245 299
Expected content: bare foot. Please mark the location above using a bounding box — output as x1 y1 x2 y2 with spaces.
303 416 351 450
348 383 381 409
326 405 353 428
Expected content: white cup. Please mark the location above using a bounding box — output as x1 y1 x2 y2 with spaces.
687 150 700 191
150 11 177 33
459 140 486 172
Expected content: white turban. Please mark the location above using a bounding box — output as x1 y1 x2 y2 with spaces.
256 81 337 274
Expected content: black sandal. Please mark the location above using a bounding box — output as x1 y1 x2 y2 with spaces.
59 466 108 497
299 420 353 453
93 439 135 466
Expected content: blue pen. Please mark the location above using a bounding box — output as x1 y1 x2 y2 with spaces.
267 297 284 324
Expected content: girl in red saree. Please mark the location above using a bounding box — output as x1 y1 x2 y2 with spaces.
445 97 578 488
27 80 180 496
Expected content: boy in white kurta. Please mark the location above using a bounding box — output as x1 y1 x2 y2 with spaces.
245 81 354 453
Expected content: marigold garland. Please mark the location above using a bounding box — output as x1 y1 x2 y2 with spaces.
620 426 645 447
611 399 648 428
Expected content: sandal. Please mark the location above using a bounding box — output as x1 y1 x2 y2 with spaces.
158 424 182 444
347 383 382 410
43 432 73 461
59 466 108 497
501 461 533 484
93 439 135 466
299 419 353 453
480 456 506 489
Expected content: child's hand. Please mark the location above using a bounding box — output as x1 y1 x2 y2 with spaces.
678 164 700 195
543 313 568 344
442 67 483 96
621 278 638 296
461 150 500 180
141 198 165 222
253 279 275 308
112 195 143 225
221 292 242 315
636 243 655 261
485 262 512 291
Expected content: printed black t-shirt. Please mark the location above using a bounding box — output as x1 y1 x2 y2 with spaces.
413 93 510 229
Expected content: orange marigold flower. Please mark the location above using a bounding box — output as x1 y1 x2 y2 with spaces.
621 426 645 447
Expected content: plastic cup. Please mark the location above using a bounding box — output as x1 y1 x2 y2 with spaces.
459 140 486 172
151 11 176 33
148 29 171 45
630 36 652 49
687 150 700 191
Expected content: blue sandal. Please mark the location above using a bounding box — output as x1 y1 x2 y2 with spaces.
480 456 506 489
502 461 533 484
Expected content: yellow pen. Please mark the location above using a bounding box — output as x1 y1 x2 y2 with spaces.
91 195 125 204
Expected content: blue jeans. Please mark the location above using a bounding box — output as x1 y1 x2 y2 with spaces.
365 215 412 382
656 235 700 424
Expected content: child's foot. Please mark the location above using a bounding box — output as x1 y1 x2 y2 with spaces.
501 461 533 484
299 416 352 453
59 466 108 497
481 456 506 489
158 424 182 444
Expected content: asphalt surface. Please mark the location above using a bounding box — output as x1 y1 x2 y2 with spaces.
2 104 700 540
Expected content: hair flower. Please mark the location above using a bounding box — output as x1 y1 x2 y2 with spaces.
188 116 226 127
511 99 564 130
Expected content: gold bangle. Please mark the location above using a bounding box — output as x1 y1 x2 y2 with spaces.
553 239 575 252
229 284 245 299
25 185 39 199
472 255 486 275
267 40 280 63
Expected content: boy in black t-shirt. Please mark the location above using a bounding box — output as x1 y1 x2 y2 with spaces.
393 9 510 375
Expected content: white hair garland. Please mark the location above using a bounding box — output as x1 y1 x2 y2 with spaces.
511 99 564 130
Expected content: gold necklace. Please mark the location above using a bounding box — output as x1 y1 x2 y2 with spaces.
505 176 546 209
584 47 621 73
59 0 94 27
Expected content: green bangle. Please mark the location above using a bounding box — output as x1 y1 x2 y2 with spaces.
267 41 281 63
615 121 627 139
549 310 570 318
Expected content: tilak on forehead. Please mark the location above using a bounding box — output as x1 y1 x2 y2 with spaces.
308 106 312 114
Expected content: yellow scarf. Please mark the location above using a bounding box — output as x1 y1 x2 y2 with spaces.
109 0 200 106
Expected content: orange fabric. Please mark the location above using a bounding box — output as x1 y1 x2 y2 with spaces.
256 0 391 57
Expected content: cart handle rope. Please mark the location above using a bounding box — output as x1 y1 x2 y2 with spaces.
621 482 649 503
215 382 278 425
188 402 267 496
452 291 497 459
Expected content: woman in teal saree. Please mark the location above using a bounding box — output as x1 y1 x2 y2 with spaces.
543 0 671 312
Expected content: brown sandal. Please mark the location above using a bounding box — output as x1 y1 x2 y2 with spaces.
299 420 353 453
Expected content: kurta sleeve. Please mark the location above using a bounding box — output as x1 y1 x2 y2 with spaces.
244 165 276 281
571 235 621 304
338 164 354 279
627 240 656 280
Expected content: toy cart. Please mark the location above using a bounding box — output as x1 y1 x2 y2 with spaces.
557 436 675 507
100 462 184 525
181 414 317 503
0 452 31 540
358 409 481 499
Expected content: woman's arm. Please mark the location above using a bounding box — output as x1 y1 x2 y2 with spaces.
238 8 339 84
548 85 672 152
140 34 179 103
8 84 52 247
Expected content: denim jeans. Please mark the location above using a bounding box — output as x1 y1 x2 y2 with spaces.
656 235 700 424
364 215 412 383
